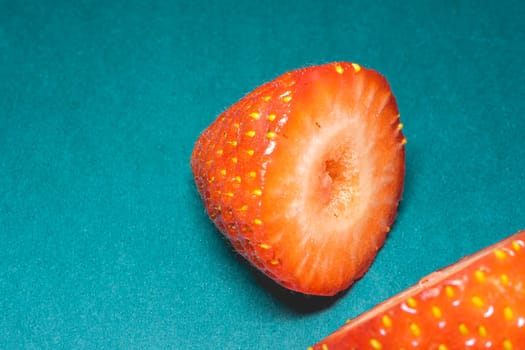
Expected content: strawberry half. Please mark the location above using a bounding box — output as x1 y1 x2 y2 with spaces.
191 62 405 296
310 230 525 349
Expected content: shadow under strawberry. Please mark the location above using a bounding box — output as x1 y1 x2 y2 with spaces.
229 243 349 314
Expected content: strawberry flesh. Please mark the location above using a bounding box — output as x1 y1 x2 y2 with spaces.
310 230 525 349
191 62 405 296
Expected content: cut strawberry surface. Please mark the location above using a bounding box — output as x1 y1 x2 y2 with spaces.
191 62 405 296
310 230 525 349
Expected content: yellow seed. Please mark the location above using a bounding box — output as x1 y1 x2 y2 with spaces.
321 344 328 350
431 306 442 319
231 157 238 164
209 176 215 183
225 192 234 198
474 270 486 283
445 285 455 298
239 205 248 211
249 112 260 120
263 95 271 102
504 306 514 321
246 130 256 137
234 176 242 183
472 296 484 308
227 140 238 147
501 273 509 285
397 122 404 130
266 131 276 139
335 64 344 74
220 169 227 176
503 339 513 350
282 95 292 103
407 297 418 308
246 149 255 156
438 345 448 350
253 218 262 225
216 149 224 155
370 338 382 350
381 315 392 328
478 325 487 337
252 189 262 196
401 137 408 145
459 323 469 335
270 259 279 265
260 243 271 249
233 123 240 129
267 113 276 121
249 171 257 178
385 226 391 233
410 323 421 337
512 240 521 251
351 63 361 72
494 248 507 260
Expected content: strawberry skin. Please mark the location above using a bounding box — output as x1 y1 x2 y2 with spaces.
310 230 525 349
191 62 405 296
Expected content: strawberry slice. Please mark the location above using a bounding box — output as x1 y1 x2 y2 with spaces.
191 62 405 296
310 230 525 349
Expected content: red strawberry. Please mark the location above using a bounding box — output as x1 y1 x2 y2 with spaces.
191 62 405 296
310 230 525 349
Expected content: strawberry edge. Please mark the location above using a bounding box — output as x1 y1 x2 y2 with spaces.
309 229 525 349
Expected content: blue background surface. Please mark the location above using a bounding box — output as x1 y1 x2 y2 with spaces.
1 0 524 348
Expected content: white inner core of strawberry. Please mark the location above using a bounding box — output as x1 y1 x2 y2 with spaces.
317 137 359 219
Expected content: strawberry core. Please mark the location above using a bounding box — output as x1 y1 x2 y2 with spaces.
318 140 359 218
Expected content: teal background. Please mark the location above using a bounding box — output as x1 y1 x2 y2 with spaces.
1 0 524 348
